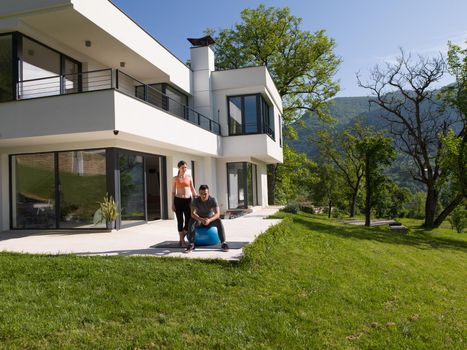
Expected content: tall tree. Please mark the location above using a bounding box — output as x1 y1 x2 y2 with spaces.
356 131 396 226
357 49 463 228
434 42 467 226
205 5 341 203
315 123 366 217
274 144 318 204
208 5 340 126
310 161 345 218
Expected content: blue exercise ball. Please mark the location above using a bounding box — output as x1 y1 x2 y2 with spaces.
194 226 220 246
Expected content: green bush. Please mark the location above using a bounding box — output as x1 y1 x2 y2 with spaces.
280 203 300 214
448 206 466 233
331 208 347 218
299 203 315 214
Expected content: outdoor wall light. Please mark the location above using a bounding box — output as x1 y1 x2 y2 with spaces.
120 61 126 68
85 40 92 47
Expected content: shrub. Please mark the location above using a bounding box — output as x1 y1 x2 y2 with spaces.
331 208 347 219
280 203 299 214
299 203 315 214
448 206 466 233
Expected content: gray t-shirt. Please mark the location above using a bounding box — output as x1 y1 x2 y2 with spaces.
191 196 218 218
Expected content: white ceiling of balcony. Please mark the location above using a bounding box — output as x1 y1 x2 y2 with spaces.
16 7 170 84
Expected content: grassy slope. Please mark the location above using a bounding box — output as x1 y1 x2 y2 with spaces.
0 213 465 349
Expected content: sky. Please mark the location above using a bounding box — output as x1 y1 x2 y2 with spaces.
112 0 467 97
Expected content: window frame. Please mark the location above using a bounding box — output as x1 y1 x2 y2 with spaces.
227 93 274 138
0 31 82 102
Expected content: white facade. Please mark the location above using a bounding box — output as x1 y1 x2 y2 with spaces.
0 0 283 231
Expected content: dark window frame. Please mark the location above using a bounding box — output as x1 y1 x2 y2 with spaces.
0 31 82 101
226 161 258 209
0 32 15 102
8 147 168 230
227 93 274 139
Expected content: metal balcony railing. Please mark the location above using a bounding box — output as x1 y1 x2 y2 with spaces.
15 68 221 135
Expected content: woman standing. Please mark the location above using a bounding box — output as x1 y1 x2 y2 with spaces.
171 161 197 247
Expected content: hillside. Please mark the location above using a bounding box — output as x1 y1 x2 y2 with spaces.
286 94 458 192
289 96 383 156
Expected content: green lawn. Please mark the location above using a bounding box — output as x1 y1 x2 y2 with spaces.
0 213 465 349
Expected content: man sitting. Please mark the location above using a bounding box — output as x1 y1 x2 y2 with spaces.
185 184 229 253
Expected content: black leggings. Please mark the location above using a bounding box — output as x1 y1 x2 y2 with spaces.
174 197 191 232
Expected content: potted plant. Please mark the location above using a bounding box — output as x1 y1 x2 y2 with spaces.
93 193 119 229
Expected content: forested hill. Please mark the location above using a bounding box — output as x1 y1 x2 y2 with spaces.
286 94 456 193
287 96 377 158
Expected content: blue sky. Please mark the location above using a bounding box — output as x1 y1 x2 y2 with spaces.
112 0 466 97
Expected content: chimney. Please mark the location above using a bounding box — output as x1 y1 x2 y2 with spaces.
188 36 215 120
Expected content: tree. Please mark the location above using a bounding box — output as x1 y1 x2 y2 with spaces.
356 131 396 226
371 180 412 219
315 123 366 217
208 5 340 125
358 49 463 228
205 5 341 203
310 161 345 218
274 144 318 204
435 42 467 226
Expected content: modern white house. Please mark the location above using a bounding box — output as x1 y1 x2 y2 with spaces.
0 0 283 231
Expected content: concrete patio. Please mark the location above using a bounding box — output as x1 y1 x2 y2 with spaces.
0 207 281 261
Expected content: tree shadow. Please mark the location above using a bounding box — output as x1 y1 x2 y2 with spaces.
292 215 467 252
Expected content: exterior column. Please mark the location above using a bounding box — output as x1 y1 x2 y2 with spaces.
190 46 215 122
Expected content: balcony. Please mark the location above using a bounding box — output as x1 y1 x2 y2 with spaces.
14 69 220 135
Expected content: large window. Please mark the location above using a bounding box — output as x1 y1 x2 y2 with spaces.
0 32 81 100
227 162 258 209
58 150 107 228
228 94 274 138
10 149 167 229
11 150 107 229
11 153 56 229
119 153 145 222
0 34 13 102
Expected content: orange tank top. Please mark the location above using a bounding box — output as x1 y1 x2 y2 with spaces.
174 175 192 197
175 176 191 188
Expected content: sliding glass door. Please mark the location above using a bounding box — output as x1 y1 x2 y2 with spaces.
11 153 56 229
227 162 258 209
10 149 166 229
58 150 107 228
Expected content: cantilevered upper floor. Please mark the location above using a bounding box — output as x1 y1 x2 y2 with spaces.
0 0 283 163
0 0 190 90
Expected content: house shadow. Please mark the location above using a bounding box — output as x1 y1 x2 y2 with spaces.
73 241 250 259
292 216 467 252
0 229 110 242
150 241 248 249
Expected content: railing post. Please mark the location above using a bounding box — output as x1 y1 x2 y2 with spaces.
60 74 65 95
109 68 115 89
209 119 212 131
115 69 119 90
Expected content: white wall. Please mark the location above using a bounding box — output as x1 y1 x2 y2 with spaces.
222 134 283 163
191 46 215 120
114 92 220 156
257 162 269 207
71 0 190 91
0 90 115 140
